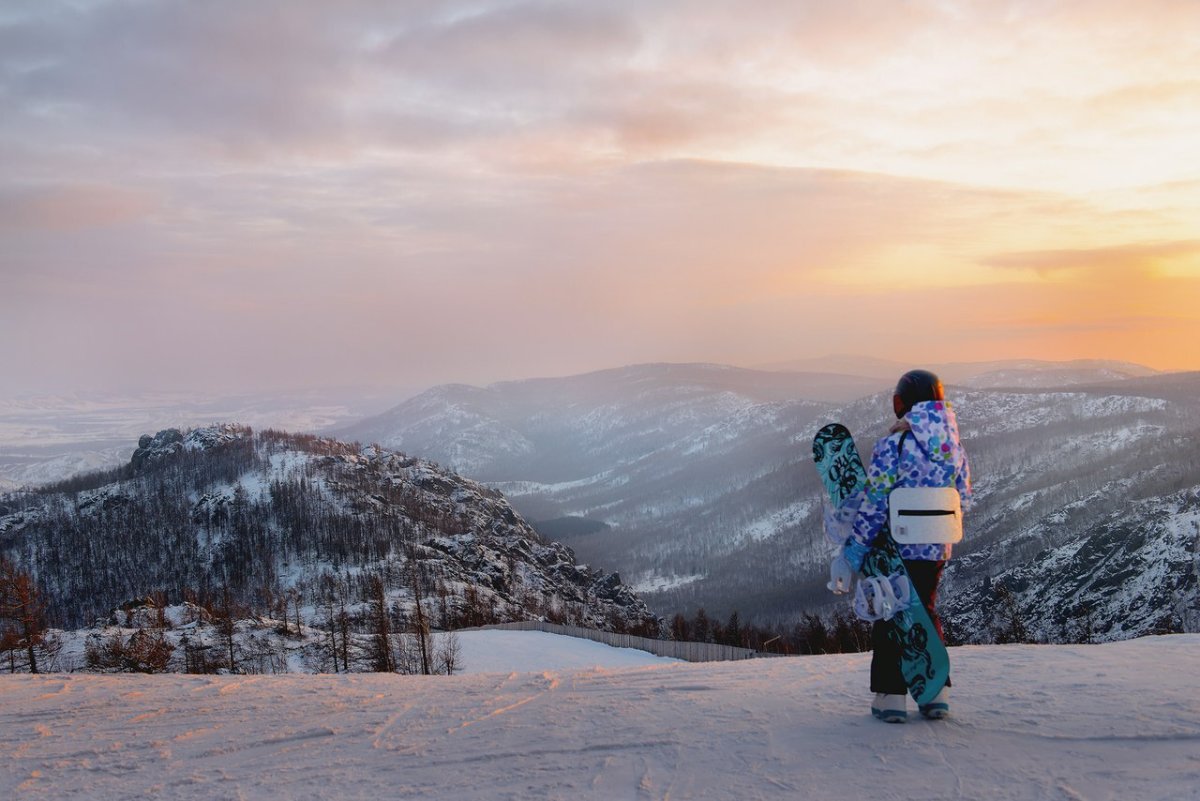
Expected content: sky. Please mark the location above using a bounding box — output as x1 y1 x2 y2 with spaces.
2 0 1199 397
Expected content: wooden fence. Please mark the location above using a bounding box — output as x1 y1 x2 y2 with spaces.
461 620 765 663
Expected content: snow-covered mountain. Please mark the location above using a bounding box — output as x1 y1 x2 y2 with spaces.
955 361 1157 389
3 633 1198 800
947 489 1200 643
5 361 1193 644
334 363 876 480
0 426 660 637
332 362 1200 642
334 363 846 615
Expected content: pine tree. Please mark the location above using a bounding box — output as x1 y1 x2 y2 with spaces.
992 584 1030 644
725 611 742 647
670 613 690 641
693 608 711 643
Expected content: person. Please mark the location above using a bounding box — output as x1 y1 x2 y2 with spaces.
841 369 971 723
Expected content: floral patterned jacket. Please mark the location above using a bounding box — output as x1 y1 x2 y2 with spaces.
847 399 972 561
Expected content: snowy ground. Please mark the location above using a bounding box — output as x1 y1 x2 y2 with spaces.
3 633 1198 801
453 630 681 674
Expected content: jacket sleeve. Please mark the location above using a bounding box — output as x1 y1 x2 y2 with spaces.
848 436 899 549
956 448 973 512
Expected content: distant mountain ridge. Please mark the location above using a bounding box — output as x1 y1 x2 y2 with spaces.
758 355 1158 386
334 363 876 481
331 361 1200 643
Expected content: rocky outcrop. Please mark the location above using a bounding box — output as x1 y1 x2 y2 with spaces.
130 424 250 473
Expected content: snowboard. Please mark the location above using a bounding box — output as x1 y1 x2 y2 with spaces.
811 423 950 707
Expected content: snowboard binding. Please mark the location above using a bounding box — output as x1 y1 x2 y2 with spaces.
827 554 853 594
853 572 911 622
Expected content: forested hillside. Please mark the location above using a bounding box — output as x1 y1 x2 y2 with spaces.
0 426 660 640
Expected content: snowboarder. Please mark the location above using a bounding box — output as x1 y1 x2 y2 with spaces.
838 369 971 722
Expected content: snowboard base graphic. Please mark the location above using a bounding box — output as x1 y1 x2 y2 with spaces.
812 423 950 706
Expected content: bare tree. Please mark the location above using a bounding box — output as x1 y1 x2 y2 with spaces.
290 587 303 635
217 582 240 672
368 575 395 672
0 558 46 673
407 549 432 675
436 631 461 675
337 591 351 673
320 574 340 672
86 629 174 673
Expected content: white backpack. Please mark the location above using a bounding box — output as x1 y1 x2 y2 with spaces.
888 486 963 545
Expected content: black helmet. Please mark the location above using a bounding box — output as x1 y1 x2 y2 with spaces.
893 369 944 418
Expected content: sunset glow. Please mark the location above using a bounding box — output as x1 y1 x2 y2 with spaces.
2 1 1199 396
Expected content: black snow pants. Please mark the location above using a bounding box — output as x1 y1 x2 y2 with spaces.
870 559 948 695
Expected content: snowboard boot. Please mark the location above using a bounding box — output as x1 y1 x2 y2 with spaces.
919 687 950 720
871 693 907 723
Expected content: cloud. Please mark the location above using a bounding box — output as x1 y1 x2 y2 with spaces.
3 1 1200 394
1 1 371 158
981 241 1200 278
0 184 158 231
373 1 639 91
4 0 1199 185
1 157 1145 392
0 1 642 162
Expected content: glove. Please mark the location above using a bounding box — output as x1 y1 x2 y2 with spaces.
822 490 863 547
842 539 870 573
827 554 852 594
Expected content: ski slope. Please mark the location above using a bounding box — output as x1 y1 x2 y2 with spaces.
2 633 1198 800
